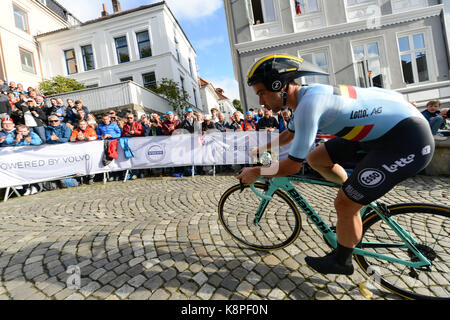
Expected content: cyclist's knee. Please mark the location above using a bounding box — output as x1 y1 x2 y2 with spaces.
334 189 363 217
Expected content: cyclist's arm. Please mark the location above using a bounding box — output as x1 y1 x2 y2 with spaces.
254 129 294 154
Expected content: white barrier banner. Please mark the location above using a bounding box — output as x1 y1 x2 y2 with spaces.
0 131 280 188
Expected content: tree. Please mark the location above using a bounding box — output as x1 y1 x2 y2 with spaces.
39 76 86 96
152 78 190 114
232 99 243 113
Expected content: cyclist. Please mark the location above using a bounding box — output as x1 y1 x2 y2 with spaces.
238 54 435 275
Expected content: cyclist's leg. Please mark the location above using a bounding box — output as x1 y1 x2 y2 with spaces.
306 117 435 275
306 143 348 184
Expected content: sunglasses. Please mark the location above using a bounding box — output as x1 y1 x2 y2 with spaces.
127 117 134 119
49 120 60 123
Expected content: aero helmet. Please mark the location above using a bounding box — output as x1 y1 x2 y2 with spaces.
246 54 329 92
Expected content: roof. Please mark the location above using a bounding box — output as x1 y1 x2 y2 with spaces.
35 1 196 53
43 0 81 24
198 77 230 101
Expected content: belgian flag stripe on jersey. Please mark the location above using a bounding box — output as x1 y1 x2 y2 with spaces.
335 124 374 141
333 85 357 99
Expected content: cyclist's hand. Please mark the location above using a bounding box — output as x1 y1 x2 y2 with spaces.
249 146 259 159
236 167 260 185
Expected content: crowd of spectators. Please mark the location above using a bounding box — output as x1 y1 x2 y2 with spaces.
0 79 291 195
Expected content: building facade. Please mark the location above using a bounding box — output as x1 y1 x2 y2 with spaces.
36 1 202 110
199 77 237 118
224 0 450 110
0 0 79 87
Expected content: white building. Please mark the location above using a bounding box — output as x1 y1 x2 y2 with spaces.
199 77 236 118
0 0 79 87
36 1 202 110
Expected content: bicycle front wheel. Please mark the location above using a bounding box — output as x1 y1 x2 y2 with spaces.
355 203 450 300
218 183 302 251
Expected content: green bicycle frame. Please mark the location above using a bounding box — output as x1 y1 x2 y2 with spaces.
250 176 431 269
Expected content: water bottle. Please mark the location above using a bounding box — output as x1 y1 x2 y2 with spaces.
259 152 272 166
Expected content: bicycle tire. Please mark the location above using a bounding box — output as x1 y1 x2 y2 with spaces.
354 203 450 300
218 183 302 251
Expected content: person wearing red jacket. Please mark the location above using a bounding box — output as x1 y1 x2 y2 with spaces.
122 113 144 137
161 111 180 136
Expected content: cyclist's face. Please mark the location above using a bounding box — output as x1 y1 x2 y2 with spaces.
253 83 282 113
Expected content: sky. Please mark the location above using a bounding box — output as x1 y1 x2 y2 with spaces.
57 0 241 101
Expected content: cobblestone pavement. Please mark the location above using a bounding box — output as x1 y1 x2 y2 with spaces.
0 174 448 300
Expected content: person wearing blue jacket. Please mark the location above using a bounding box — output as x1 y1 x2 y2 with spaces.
45 115 72 144
97 113 122 139
5 124 42 146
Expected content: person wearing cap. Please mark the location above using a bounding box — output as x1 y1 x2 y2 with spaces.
180 108 195 133
45 115 72 144
66 99 89 127
22 99 47 143
240 111 257 131
202 114 215 134
256 107 279 132
0 117 15 147
161 111 180 135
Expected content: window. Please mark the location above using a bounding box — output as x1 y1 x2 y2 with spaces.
180 76 185 92
301 51 330 84
248 0 276 24
294 0 319 15
120 76 133 82
398 33 429 84
19 48 35 73
142 72 156 89
136 31 152 59
175 48 180 63
39 0 47 5
13 5 29 33
64 49 78 75
115 36 130 64
346 0 373 5
193 88 198 107
81 45 95 71
188 58 194 76
353 41 384 87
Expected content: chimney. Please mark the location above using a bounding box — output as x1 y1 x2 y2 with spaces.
112 0 122 13
101 3 108 17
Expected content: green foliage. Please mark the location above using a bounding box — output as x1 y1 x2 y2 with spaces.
39 76 86 96
232 99 243 113
152 78 190 114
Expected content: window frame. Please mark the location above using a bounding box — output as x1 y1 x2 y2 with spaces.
114 36 130 64
19 47 36 74
64 49 78 75
247 0 280 25
297 46 335 85
13 3 30 34
136 30 152 59
396 29 436 86
81 44 95 72
294 0 320 15
142 72 156 89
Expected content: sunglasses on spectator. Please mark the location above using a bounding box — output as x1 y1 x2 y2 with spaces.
49 120 60 123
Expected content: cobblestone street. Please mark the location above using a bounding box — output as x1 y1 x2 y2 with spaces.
0 174 448 300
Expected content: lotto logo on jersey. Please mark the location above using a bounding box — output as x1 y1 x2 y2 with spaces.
358 169 386 188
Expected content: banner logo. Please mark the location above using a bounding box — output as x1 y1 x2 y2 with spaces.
146 144 165 162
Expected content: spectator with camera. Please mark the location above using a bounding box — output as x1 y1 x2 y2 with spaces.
122 113 144 137
5 124 42 146
162 111 180 136
22 99 47 143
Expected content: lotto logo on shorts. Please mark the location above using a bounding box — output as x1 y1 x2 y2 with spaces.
358 169 386 188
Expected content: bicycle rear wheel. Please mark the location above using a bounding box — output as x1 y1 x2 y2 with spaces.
355 203 450 300
218 183 302 251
